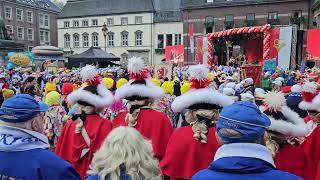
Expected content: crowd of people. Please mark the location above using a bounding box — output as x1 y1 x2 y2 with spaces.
0 57 319 180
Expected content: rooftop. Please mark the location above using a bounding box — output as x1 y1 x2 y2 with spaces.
182 0 306 9
11 0 61 13
59 0 154 18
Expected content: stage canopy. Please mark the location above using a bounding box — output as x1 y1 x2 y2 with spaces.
68 47 120 68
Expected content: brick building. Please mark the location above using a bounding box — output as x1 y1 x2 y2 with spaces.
0 0 61 51
182 0 313 64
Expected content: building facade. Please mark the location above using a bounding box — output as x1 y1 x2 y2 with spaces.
312 0 320 28
57 0 183 66
153 0 183 66
182 0 313 64
0 0 60 51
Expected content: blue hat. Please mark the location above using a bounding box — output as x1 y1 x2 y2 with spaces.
217 101 271 143
0 94 49 123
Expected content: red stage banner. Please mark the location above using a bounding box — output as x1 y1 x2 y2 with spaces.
165 45 185 63
241 65 262 86
306 29 320 61
196 37 203 64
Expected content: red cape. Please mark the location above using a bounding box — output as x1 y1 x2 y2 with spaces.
274 144 314 180
160 126 220 179
113 109 173 160
303 126 320 180
55 115 112 179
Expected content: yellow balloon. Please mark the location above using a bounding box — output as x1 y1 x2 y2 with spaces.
161 81 174 95
152 78 161 87
116 78 128 89
208 73 215 82
45 91 61 106
181 82 191 94
103 77 114 90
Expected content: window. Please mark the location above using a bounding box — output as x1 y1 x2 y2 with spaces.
40 31 44 43
107 18 114 25
44 31 50 44
205 16 214 34
121 17 128 25
225 15 234 22
83 33 89 47
16 9 23 21
6 25 13 38
268 12 278 19
39 14 44 27
40 30 49 45
17 27 24 40
27 11 33 23
107 32 114 47
246 13 255 21
44 14 49 27
292 10 302 18
121 31 128 46
174 34 182 45
4 6 12 19
64 21 70 28
166 34 173 46
27 28 33 40
158 34 164 49
73 20 79 27
82 20 88 27
64 34 70 47
92 19 98 26
135 31 142 46
73 34 79 47
92 33 99 47
135 16 143 24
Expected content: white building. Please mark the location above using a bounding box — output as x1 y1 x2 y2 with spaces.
57 0 183 67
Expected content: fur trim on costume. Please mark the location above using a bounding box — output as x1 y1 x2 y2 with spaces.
299 94 320 112
291 84 301 93
171 88 234 112
188 65 209 81
115 79 164 101
80 65 98 82
302 82 317 93
263 91 286 111
67 83 113 108
128 57 145 75
260 106 310 137
127 57 149 80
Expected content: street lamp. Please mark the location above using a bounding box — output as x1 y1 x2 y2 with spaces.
101 23 108 52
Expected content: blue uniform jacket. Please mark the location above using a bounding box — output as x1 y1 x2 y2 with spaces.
0 149 80 180
192 143 302 180
0 126 80 180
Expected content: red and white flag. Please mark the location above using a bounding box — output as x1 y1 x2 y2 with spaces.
196 36 209 66
269 26 293 70
189 24 194 54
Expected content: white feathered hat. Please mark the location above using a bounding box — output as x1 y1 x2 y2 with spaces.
67 65 113 108
115 57 164 101
171 65 234 112
299 82 320 112
260 91 310 137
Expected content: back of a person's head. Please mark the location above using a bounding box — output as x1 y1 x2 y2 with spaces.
88 127 161 180
216 101 271 145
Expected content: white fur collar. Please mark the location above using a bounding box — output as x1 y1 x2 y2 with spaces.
214 143 275 167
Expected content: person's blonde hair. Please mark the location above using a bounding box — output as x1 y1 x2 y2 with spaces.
185 109 218 143
88 127 162 180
